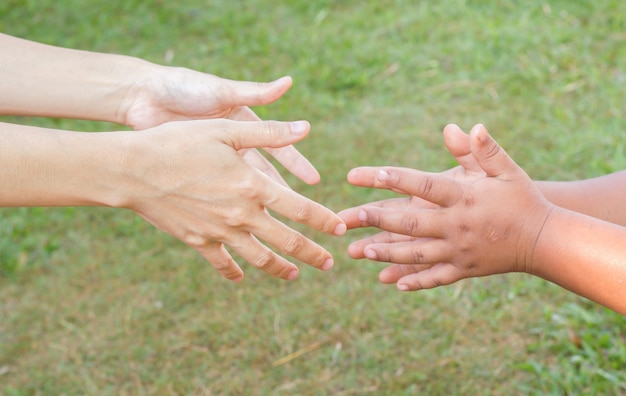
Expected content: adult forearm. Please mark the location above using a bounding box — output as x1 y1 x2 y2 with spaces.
532 206 626 315
0 122 128 207
0 33 149 124
537 170 626 226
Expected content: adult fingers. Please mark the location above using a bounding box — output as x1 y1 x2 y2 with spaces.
228 106 259 122
227 232 300 280
191 242 245 282
240 148 289 187
248 213 335 271
264 145 321 185
218 119 311 151
252 174 346 236
229 107 321 185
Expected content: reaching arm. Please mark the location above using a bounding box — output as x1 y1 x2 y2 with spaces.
537 172 626 226
339 124 626 315
0 32 322 185
0 120 346 282
0 33 139 123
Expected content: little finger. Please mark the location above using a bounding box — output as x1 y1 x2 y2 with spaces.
193 242 245 282
228 232 299 280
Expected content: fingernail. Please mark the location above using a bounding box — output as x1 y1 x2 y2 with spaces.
377 169 389 181
290 121 309 135
287 269 299 280
334 223 347 236
364 248 377 260
398 283 410 291
322 258 334 270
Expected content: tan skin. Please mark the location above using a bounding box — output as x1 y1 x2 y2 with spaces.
339 124 626 315
0 33 346 282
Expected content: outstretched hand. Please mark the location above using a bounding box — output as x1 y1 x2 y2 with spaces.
122 119 346 282
338 124 553 291
122 71 321 185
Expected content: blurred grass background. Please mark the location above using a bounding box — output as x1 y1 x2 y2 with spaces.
1 0 625 394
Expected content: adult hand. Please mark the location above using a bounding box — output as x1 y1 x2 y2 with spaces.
121 118 346 282
338 124 553 291
122 70 321 185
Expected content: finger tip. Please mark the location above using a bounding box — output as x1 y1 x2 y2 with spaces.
347 244 364 259
287 269 299 281
304 173 321 185
333 222 347 236
233 275 244 283
277 75 293 84
346 168 359 182
397 283 410 291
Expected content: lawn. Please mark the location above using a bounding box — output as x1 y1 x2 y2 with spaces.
1 0 625 395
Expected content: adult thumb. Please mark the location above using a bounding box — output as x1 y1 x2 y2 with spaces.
469 124 520 178
220 119 310 151
222 76 293 108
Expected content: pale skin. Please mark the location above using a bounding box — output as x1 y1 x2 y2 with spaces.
0 33 346 282
339 124 626 315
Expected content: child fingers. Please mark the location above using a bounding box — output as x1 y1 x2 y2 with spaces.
374 167 463 207
362 239 448 265
396 263 466 291
356 207 445 238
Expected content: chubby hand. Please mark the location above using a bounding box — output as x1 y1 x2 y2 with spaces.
123 70 321 185
338 124 554 291
119 119 346 282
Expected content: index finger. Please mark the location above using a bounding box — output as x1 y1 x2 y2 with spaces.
376 167 463 208
254 173 346 236
338 197 411 229
230 106 321 185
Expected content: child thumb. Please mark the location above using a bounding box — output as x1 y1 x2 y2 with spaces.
469 124 519 178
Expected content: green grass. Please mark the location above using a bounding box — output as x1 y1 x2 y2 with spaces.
1 0 625 394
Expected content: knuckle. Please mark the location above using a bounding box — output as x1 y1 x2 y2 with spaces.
365 210 381 227
237 174 263 200
223 206 251 228
418 176 435 197
411 248 426 265
292 201 313 223
260 120 280 139
212 257 240 277
461 192 475 207
252 250 275 270
484 140 501 159
400 215 420 235
281 233 305 256
182 232 209 248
